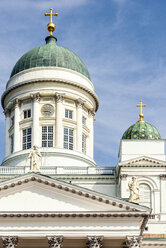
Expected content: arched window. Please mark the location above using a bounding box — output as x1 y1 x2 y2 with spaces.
139 183 151 208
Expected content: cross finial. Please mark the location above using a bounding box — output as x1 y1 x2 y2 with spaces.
136 100 146 122
45 8 58 36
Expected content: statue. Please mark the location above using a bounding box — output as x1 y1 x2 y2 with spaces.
128 176 140 203
28 146 41 172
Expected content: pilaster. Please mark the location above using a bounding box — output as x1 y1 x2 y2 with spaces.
4 109 10 156
31 93 40 147
120 174 128 198
76 98 85 152
2 236 18 248
55 93 64 148
160 174 166 217
87 236 103 248
13 98 20 152
47 236 63 248
88 109 95 158
126 236 142 248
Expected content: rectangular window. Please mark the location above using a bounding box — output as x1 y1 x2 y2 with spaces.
42 126 53 147
11 134 14 153
82 134 86 153
11 116 14 127
65 109 73 119
22 127 32 150
82 116 86 125
64 127 73 150
24 109 31 119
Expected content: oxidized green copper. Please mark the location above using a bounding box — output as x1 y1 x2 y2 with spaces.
10 36 90 80
122 121 161 140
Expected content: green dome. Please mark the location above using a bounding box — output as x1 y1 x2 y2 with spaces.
10 36 90 80
122 121 161 140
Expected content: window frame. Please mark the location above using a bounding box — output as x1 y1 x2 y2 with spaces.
82 133 86 154
22 127 32 150
42 125 54 148
23 109 31 119
64 127 74 150
65 109 73 119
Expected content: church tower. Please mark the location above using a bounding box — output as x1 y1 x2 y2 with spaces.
1 9 98 168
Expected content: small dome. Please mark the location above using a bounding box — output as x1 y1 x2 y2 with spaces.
10 36 90 80
122 121 161 140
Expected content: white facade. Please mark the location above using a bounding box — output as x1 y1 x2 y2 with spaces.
1 32 166 248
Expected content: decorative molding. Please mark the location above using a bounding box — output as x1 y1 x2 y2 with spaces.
13 98 20 108
87 236 103 248
0 173 151 213
31 92 40 102
0 212 148 218
118 156 166 168
2 236 18 248
55 93 64 103
47 236 63 248
126 236 142 248
4 108 10 117
76 98 85 108
88 109 95 117
160 174 166 180
120 174 128 180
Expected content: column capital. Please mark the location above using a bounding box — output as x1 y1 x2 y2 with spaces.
76 98 85 108
55 93 64 103
2 236 18 248
88 108 95 117
13 98 20 108
31 92 40 102
120 174 128 180
4 108 10 117
160 174 166 180
87 236 103 248
126 236 142 248
47 236 63 248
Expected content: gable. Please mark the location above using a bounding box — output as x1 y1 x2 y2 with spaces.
118 156 166 167
0 173 150 213
0 182 119 212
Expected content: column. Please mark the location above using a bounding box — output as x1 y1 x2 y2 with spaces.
126 236 142 248
32 93 40 147
76 98 84 152
4 109 10 156
160 175 166 220
55 94 64 148
2 236 18 248
88 109 95 159
47 236 63 248
120 174 128 198
13 98 20 153
87 236 103 248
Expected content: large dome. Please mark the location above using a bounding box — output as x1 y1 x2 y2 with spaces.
122 121 161 140
10 36 90 80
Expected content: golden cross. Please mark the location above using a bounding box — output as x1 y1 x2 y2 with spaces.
45 8 58 36
136 100 146 122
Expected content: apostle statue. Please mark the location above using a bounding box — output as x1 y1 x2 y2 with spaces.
128 176 140 203
28 146 41 172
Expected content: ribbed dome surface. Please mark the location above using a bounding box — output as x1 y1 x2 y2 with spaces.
10 36 90 80
122 121 161 140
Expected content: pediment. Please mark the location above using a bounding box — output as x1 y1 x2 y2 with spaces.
0 173 150 214
118 156 166 167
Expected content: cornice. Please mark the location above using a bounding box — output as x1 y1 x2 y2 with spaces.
2 78 99 111
0 211 149 219
0 173 150 213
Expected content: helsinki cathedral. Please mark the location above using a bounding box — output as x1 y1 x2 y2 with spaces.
0 8 165 248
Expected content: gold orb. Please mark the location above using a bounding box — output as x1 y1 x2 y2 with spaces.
47 22 55 32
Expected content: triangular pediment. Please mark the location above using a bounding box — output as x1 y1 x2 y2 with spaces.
118 156 166 167
0 173 150 214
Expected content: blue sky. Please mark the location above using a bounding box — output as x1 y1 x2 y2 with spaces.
1 0 166 166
